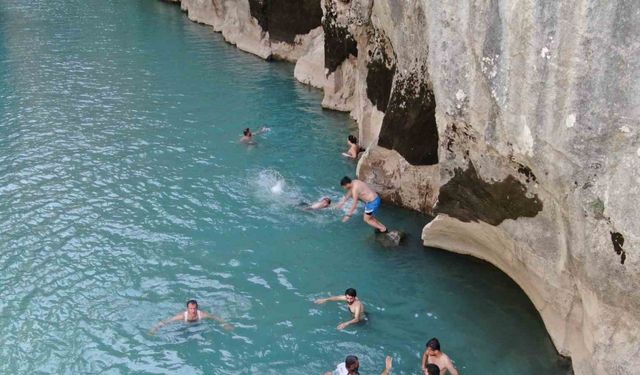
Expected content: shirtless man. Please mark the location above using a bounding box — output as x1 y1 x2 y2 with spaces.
342 135 362 159
150 299 233 333
421 338 459 375
240 126 269 144
314 288 365 330
336 176 387 233
325 355 393 375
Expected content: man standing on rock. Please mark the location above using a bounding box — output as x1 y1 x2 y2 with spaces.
421 338 459 375
336 176 387 233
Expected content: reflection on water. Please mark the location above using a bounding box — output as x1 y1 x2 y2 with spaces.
0 0 569 374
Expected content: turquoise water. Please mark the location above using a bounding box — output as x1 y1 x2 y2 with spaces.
0 0 570 374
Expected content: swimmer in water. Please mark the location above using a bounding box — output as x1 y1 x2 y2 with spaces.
325 355 393 375
302 197 331 210
150 299 233 334
421 338 458 375
342 135 364 159
314 288 365 330
336 176 387 233
240 126 270 144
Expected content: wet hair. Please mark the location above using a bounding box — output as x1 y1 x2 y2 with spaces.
345 288 357 297
348 135 358 144
340 176 352 186
186 299 198 308
322 197 331 204
345 355 359 371
426 337 441 351
426 364 440 375
243 128 251 136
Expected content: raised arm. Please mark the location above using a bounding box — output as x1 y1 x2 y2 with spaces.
380 356 393 375
314 295 347 304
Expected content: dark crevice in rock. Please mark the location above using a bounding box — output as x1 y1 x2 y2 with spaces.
517 163 537 183
248 0 269 31
366 33 396 112
378 75 438 165
610 232 627 264
435 162 543 225
248 0 323 43
323 0 358 74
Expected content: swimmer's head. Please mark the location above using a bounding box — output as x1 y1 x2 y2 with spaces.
186 299 198 314
340 176 352 189
345 355 359 373
348 135 358 144
345 288 357 304
243 128 251 136
321 197 331 206
425 337 441 355
426 364 440 375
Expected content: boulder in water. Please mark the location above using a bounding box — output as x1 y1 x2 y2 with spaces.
375 230 406 247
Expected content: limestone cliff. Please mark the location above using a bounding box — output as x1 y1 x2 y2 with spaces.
324 1 639 375
174 0 323 62
159 1 639 374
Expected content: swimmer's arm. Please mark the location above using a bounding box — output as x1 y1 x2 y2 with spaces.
336 192 350 209
254 126 270 135
337 304 362 329
421 350 428 372
445 358 459 375
201 311 234 331
380 356 393 375
314 295 347 304
150 313 182 333
342 152 354 158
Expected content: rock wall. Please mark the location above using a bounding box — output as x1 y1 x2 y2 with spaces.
175 0 323 61
323 1 639 375
159 1 639 374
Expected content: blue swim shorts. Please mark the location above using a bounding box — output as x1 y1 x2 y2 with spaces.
364 195 381 215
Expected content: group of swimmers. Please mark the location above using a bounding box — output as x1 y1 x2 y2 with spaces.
317 288 459 375
149 128 458 373
242 127 389 233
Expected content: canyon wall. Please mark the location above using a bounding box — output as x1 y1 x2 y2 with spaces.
160 1 639 374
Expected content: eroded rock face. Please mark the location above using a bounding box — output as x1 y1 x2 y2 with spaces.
325 1 639 374
177 0 323 61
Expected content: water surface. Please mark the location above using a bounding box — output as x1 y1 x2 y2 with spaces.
0 1 569 374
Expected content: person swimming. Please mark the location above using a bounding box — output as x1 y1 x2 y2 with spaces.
342 135 364 159
150 299 233 334
240 126 270 144
301 197 331 210
324 355 393 375
421 338 459 375
314 288 365 330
